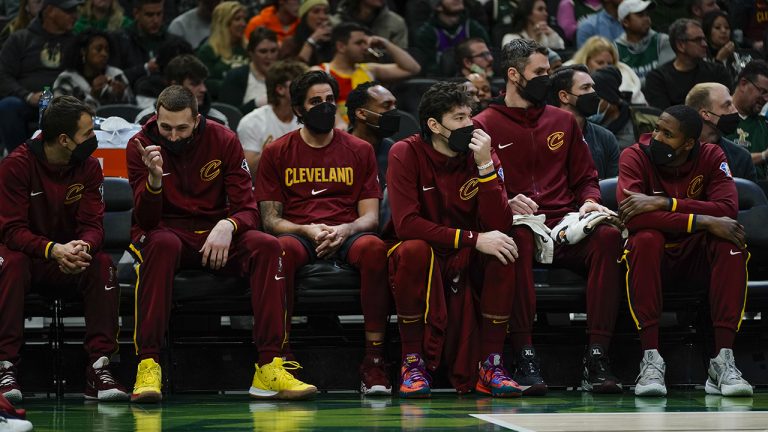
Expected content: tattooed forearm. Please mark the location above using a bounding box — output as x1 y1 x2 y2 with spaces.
259 201 283 234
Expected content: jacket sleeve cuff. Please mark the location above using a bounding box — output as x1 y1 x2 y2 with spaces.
44 241 55 259
225 217 238 233
454 229 478 248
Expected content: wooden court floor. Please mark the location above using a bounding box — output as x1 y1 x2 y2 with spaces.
15 390 768 431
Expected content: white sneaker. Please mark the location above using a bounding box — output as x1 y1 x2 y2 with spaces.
705 348 753 397
0 416 33 432
634 349 667 397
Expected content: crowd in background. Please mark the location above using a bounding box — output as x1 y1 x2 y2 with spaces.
0 0 766 180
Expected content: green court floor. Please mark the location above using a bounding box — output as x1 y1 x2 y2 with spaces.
16 390 768 431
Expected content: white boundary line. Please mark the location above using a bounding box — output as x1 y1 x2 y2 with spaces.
470 414 537 432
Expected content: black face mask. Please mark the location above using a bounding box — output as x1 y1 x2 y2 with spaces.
710 111 740 136
68 135 98 165
649 138 679 166
365 109 400 138
572 91 601 117
440 124 474 154
161 135 194 155
517 74 549 105
303 102 336 134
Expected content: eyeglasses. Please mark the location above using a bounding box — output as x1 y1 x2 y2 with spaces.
682 36 707 45
470 51 493 59
747 79 768 97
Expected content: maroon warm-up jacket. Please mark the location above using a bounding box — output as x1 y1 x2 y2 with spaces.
127 116 260 240
473 103 601 226
385 133 512 250
0 139 104 258
617 133 738 235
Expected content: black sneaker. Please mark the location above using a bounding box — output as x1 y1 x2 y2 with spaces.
582 344 622 394
511 346 547 396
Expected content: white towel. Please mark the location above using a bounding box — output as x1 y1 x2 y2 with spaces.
512 214 553 264
551 211 628 246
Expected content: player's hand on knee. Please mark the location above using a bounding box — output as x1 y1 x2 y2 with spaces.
508 194 538 215
699 215 746 248
200 220 234 270
316 224 349 258
52 243 89 273
475 230 519 264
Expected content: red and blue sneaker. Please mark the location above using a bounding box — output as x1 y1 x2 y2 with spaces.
476 353 523 397
398 353 431 399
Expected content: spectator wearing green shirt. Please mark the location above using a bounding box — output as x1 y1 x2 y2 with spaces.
411 0 489 77
727 60 768 179
73 0 132 34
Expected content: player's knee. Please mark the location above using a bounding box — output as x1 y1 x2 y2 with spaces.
244 231 282 257
0 249 30 272
592 225 622 253
510 225 535 254
630 229 665 250
144 230 183 257
354 235 387 266
397 239 432 263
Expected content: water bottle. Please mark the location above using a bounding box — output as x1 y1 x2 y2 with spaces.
38 86 53 127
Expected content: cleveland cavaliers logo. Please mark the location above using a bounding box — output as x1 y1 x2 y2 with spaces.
64 184 84 205
200 160 222 182
547 131 565 151
687 175 704 198
459 178 479 201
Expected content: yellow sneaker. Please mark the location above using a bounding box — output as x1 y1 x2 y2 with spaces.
249 357 317 400
131 358 162 403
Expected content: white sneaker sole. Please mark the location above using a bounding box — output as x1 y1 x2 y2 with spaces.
84 388 131 401
705 378 753 397
361 383 392 396
634 382 667 397
0 417 34 432
1 389 22 404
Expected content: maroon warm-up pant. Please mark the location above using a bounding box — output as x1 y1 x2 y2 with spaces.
133 227 286 364
0 244 119 363
278 234 389 335
510 224 622 349
388 238 519 362
623 230 748 352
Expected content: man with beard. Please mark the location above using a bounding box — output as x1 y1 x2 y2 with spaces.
0 96 128 403
112 0 186 86
346 81 399 189
412 0 490 77
617 104 753 398
254 71 392 397
0 0 81 154
474 39 623 396
317 22 419 123
331 0 408 49
548 64 620 180
127 85 316 403
643 19 731 110
135 54 228 127
725 60 768 180
686 83 757 182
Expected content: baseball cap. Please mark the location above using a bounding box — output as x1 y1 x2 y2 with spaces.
44 0 84 10
299 0 329 19
618 0 655 22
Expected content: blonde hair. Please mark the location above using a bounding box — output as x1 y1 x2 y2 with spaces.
208 1 246 60
4 0 36 34
571 36 619 70
79 0 127 31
